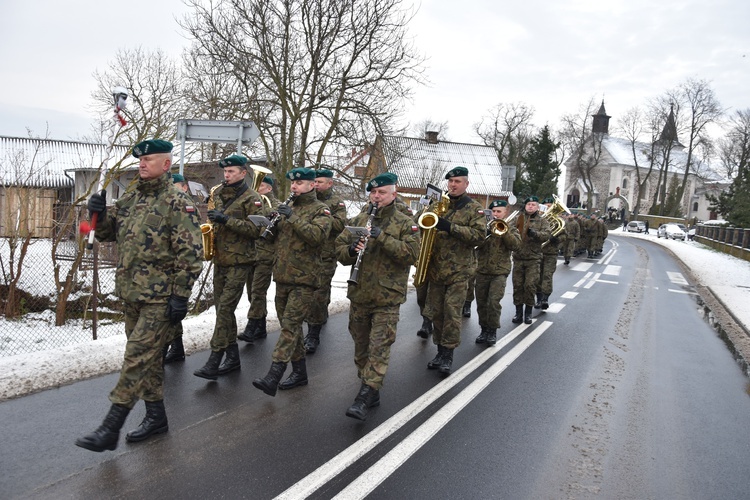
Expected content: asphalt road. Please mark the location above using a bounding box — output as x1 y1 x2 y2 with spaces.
2 234 749 499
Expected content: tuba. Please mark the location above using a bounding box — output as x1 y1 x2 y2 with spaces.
413 191 450 288
200 183 222 260
540 194 571 247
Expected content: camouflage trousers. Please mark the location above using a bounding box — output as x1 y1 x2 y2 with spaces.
211 264 251 351
426 279 469 349
272 283 314 363
564 238 576 259
109 301 171 408
307 258 337 325
246 258 273 320
475 272 509 329
512 257 541 306
537 253 558 295
348 302 399 390
465 274 476 302
589 236 602 252
416 282 430 318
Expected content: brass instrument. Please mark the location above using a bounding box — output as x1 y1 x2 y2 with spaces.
540 194 571 247
251 165 274 208
486 210 519 238
200 183 222 260
413 191 450 288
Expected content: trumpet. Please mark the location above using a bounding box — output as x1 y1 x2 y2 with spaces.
486 210 519 238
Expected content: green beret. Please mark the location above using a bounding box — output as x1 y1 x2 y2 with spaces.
132 139 173 158
445 166 469 179
524 196 539 204
219 154 248 169
171 173 185 184
286 167 316 181
366 172 398 191
262 176 274 186
488 200 507 209
542 197 555 204
315 169 334 178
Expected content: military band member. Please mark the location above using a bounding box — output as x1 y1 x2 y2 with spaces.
424 166 485 375
239 175 279 343
511 196 551 325
304 168 347 354
474 200 521 346
535 197 561 310
76 139 203 452
562 212 580 265
253 168 332 397
194 155 265 380
335 173 420 420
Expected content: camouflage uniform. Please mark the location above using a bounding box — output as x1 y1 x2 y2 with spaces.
475 222 521 329
95 172 203 408
425 196 485 349
209 181 265 351
600 220 609 252
563 216 580 263
246 191 280 321
537 228 560 296
335 202 420 389
270 189 332 363
512 211 551 306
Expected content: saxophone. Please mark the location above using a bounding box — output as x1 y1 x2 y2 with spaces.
200 183 222 260
413 191 450 288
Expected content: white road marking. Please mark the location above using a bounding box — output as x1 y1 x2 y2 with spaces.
596 279 619 285
560 291 578 299
667 271 688 286
545 303 565 313
584 272 602 289
573 272 592 288
668 289 696 295
571 262 593 272
603 265 621 276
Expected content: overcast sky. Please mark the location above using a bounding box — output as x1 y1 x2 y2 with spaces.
1 0 748 144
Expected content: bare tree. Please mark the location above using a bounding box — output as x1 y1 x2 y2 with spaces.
474 102 536 168
559 98 604 213
411 119 450 140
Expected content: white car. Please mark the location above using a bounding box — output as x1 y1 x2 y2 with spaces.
626 221 646 233
657 223 686 240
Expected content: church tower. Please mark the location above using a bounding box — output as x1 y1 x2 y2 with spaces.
591 100 610 135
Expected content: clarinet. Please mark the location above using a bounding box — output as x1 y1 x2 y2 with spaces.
261 193 296 239
347 202 378 285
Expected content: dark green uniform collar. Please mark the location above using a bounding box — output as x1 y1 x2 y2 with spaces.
316 187 334 201
137 172 171 194
374 200 396 219
294 188 318 204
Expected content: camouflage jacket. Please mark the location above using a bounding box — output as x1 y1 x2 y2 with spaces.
316 187 347 261
565 218 581 242
513 211 552 261
476 222 521 275
427 194 486 285
212 181 264 267
95 172 203 302
272 189 332 287
255 192 280 264
336 202 420 307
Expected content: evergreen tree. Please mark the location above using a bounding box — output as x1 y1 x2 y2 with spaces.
516 125 562 199
707 109 750 226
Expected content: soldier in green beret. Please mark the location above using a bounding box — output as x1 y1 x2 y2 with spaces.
253 167 332 397
193 154 266 380
335 173 420 419
424 166 486 375
474 200 521 345
76 139 203 452
562 212 580 265
303 168 348 354
511 196 551 324
535 197 561 310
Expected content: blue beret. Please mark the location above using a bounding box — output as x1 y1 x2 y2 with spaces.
171 173 185 183
489 200 507 209
524 196 539 204
132 139 173 158
286 167 316 181
315 169 334 178
445 166 469 179
219 155 248 168
366 172 398 191
262 176 274 186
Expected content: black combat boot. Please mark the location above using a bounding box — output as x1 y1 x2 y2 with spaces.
486 329 497 346
462 301 472 317
541 294 549 310
511 304 524 324
193 350 225 380
534 292 543 309
217 342 241 375
164 337 185 364
125 400 168 443
345 383 381 421
253 361 288 397
475 327 488 344
417 317 433 338
427 345 446 369
564 258 570 265
237 319 258 343
75 404 130 452
304 324 322 354
279 358 308 390
252 316 267 340
524 304 533 324
438 348 454 375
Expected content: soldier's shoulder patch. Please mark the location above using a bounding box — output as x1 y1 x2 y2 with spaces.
323 208 331 216
411 225 419 232
254 201 262 207
185 205 196 213
477 209 485 214
338 202 345 207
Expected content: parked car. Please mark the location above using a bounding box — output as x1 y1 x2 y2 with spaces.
657 223 686 240
626 221 646 233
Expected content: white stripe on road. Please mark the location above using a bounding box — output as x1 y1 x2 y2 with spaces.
571 262 593 272
331 322 552 500
603 265 621 276
545 302 565 313
584 272 602 289
560 291 578 299
668 289 696 295
573 272 592 288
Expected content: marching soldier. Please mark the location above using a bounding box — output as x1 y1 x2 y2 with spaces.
562 212 580 265
335 173 420 420
424 166 485 375
253 167 332 397
511 196 551 325
535 197 560 310
303 168 347 354
474 200 521 346
76 139 203 452
194 155 265 380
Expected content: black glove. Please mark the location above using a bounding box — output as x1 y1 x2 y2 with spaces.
166 294 189 325
87 191 107 218
207 210 229 224
549 235 559 245
277 203 293 218
435 217 451 232
369 226 382 239
527 228 537 239
348 239 361 257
